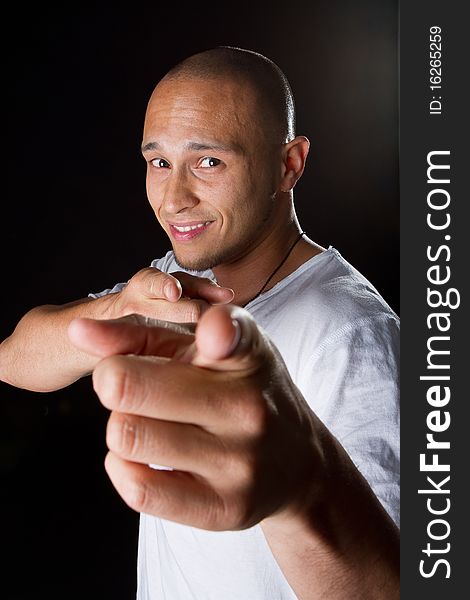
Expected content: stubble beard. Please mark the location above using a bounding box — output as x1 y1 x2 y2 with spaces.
173 232 258 272
173 200 275 273
173 245 233 273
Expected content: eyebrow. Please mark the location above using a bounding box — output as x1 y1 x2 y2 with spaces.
141 140 242 154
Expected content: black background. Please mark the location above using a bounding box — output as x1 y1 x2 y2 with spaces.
1 2 398 598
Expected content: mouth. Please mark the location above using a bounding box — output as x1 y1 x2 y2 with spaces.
168 220 214 241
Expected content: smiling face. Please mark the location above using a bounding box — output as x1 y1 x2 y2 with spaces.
142 76 283 271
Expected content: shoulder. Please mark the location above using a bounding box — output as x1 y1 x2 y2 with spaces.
251 247 398 335
306 247 398 323
248 247 399 384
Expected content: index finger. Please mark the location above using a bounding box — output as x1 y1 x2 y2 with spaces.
173 272 234 304
68 315 195 359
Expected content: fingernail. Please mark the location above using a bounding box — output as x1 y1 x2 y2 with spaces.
213 288 235 305
227 319 242 356
164 279 181 301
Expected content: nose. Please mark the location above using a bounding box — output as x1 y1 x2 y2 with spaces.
161 166 200 214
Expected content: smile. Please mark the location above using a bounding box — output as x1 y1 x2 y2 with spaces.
172 221 212 232
169 221 214 241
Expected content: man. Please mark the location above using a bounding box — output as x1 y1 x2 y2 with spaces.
1 47 399 598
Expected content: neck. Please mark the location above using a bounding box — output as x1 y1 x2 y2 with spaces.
212 220 323 307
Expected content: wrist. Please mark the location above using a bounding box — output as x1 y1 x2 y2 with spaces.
260 433 399 600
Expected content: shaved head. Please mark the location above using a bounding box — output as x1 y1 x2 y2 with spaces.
142 46 309 275
161 46 296 144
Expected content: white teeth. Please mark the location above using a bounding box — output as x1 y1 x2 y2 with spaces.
173 221 210 232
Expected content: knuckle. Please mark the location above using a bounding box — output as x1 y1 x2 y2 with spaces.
247 400 269 433
233 391 269 436
121 475 150 513
225 450 256 486
94 356 142 413
202 493 229 531
148 276 167 299
205 439 230 474
183 301 204 323
128 268 151 287
107 413 141 459
122 300 139 316
220 494 254 531
132 268 165 296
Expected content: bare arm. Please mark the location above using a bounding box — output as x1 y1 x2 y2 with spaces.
0 295 116 392
0 268 233 392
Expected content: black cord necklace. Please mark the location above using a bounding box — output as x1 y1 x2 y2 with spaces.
241 231 306 307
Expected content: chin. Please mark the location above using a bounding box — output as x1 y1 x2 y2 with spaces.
173 251 218 273
172 237 249 272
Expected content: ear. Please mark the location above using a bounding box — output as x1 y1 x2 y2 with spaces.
279 136 310 192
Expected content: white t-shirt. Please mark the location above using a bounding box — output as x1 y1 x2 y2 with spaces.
92 247 400 600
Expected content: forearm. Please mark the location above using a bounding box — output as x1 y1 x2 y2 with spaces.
261 433 399 600
0 269 229 393
0 294 117 392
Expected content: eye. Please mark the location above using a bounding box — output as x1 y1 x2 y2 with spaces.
199 157 221 168
151 158 170 168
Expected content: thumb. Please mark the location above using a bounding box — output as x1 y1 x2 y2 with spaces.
191 304 263 371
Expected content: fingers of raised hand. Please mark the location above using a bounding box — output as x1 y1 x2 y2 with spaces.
152 297 209 323
128 268 234 305
128 268 183 302
115 268 233 323
121 294 209 323
172 271 234 304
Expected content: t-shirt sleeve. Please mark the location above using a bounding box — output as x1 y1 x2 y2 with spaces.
88 281 128 299
298 314 400 526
